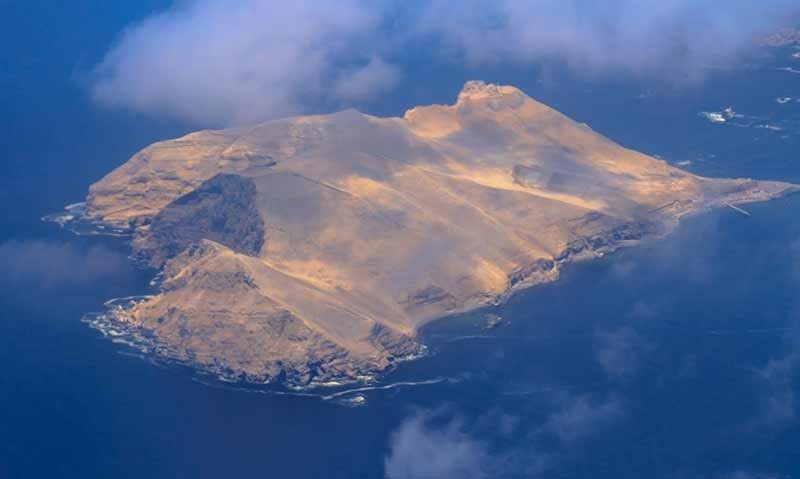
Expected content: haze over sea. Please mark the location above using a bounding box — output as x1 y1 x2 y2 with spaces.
2 3 800 478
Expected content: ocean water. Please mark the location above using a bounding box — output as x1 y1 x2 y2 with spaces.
2 5 800 477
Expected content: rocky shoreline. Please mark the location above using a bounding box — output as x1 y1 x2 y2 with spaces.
57 187 797 389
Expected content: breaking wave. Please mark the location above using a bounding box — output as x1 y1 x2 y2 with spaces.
42 202 131 237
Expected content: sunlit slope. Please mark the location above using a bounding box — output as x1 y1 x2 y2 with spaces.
84 81 798 385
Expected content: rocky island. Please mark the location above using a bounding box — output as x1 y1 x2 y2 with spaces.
759 27 800 47
64 81 798 387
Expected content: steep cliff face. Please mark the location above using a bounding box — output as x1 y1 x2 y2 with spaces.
132 173 265 267
80 81 799 386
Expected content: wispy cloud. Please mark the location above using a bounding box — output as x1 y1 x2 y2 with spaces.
383 410 492 479
543 394 624 444
594 326 651 380
90 0 798 126
0 240 127 291
749 313 800 428
415 0 794 77
748 236 800 429
384 392 625 478
723 472 783 479
91 0 397 126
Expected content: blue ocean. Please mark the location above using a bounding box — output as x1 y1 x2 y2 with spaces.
2 3 799 478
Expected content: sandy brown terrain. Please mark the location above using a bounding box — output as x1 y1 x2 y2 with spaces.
80 81 798 386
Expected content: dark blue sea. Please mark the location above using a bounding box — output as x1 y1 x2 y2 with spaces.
2 4 800 478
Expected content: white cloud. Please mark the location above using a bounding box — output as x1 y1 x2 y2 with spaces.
748 237 800 428
0 240 127 290
595 326 650 380
417 0 793 77
384 396 623 478
91 0 798 126
92 0 392 126
333 57 400 102
384 411 491 479
751 322 800 427
544 394 623 443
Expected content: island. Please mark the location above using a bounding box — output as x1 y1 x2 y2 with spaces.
60 81 799 387
758 27 800 47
